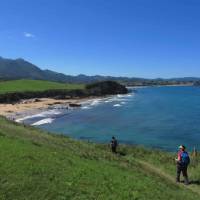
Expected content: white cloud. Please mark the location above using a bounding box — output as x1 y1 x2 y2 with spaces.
24 32 35 38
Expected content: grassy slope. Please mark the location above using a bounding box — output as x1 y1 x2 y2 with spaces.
124 145 200 195
0 79 84 94
0 117 200 200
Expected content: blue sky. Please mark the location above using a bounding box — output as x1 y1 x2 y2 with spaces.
0 0 200 78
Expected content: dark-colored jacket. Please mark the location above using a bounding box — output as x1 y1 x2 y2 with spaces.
111 139 118 148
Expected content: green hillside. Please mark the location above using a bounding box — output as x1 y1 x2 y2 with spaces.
0 79 84 94
0 117 200 200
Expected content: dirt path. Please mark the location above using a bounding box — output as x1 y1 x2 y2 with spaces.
135 159 200 196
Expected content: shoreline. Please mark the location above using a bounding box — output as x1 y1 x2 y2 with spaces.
0 96 107 122
127 83 194 88
2 86 199 153
1 91 134 123
0 84 193 121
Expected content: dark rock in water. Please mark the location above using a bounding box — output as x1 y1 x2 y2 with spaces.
52 101 63 105
69 103 81 107
194 81 200 86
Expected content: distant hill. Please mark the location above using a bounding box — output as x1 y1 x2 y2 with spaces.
0 56 199 84
0 56 146 83
0 57 73 82
0 57 44 80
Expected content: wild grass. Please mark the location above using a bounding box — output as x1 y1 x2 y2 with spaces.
0 117 199 200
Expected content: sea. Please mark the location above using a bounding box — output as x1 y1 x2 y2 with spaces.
21 86 200 152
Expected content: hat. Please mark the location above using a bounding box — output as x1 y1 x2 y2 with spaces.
179 145 185 150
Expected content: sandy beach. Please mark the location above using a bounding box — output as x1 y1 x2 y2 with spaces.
0 97 97 120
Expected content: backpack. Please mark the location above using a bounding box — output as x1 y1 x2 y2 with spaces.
111 139 118 148
114 139 118 147
181 151 190 165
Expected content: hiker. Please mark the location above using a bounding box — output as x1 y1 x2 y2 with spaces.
110 136 118 153
175 145 190 185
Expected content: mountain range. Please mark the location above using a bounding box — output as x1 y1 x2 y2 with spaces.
0 56 199 84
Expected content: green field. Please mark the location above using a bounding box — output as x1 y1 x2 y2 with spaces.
0 79 84 94
0 117 200 200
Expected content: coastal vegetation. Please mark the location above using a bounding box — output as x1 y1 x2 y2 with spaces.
0 80 128 103
0 116 200 200
85 80 128 95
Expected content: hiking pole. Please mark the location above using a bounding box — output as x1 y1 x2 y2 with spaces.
192 146 198 166
192 147 197 158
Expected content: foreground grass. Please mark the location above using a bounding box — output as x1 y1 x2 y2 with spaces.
0 79 84 94
0 117 199 200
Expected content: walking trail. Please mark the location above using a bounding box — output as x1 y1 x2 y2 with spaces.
134 159 200 196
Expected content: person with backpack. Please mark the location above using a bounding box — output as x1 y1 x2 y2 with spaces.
110 136 118 153
175 145 190 185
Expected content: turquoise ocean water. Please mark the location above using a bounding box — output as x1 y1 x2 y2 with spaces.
24 86 200 152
